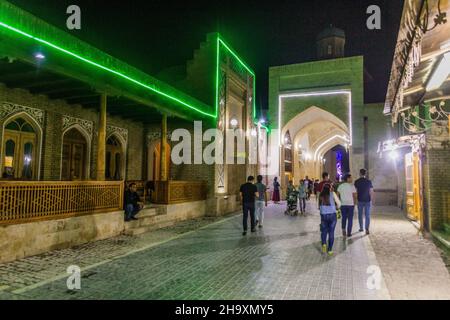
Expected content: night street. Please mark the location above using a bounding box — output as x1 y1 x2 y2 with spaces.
1 200 449 300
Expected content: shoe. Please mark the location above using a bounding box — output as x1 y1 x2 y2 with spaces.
366 230 370 235
131 217 138 220
251 229 256 233
347 233 352 237
258 224 263 228
243 231 247 236
343 231 347 237
359 229 364 232
328 251 334 256
125 218 131 222
322 244 327 253
256 220 259 226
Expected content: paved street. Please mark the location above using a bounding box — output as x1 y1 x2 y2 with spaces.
1 200 450 300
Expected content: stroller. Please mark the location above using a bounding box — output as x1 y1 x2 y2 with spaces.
284 190 299 216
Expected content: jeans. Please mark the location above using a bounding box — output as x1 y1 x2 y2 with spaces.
125 204 140 220
299 197 306 212
341 205 354 235
357 201 372 231
243 202 256 231
255 200 265 225
320 213 337 250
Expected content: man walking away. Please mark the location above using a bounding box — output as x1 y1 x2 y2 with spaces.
337 173 357 237
255 175 267 228
354 169 374 235
298 179 307 214
240 176 258 235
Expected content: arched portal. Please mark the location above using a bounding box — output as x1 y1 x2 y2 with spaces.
61 127 90 180
280 106 350 185
1 114 42 180
147 141 171 182
105 134 126 180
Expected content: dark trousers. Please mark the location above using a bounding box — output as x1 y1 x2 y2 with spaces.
243 203 256 231
125 204 140 220
341 205 354 235
320 213 337 250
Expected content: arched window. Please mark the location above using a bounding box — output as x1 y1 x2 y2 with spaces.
61 128 88 180
2 117 38 179
106 135 124 180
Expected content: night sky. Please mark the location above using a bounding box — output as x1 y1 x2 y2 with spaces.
8 0 404 112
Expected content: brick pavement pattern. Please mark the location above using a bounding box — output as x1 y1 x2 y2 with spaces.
0 200 449 300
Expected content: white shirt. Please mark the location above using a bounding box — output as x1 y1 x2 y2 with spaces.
337 183 357 206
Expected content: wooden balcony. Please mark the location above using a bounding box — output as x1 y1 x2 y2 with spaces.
0 181 124 225
152 180 207 204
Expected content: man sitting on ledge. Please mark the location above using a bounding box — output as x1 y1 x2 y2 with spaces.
124 182 143 221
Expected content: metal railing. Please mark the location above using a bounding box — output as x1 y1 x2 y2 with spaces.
0 181 124 225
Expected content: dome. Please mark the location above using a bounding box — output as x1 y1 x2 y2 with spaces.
316 26 345 41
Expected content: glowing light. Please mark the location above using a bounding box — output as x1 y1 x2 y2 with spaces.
34 52 45 60
230 118 238 128
278 90 352 146
250 128 257 137
313 134 349 161
389 150 399 160
426 52 450 92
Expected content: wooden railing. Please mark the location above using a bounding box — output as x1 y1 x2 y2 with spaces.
152 180 207 204
0 181 124 225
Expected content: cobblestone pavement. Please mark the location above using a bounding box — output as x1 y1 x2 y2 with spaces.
0 200 449 300
368 206 450 299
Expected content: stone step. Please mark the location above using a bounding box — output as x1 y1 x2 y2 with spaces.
123 220 175 236
123 206 168 231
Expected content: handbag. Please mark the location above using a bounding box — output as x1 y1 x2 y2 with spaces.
332 192 342 219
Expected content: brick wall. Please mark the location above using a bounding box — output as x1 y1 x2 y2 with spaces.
0 84 145 180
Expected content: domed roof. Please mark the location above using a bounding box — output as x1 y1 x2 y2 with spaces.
316 25 345 40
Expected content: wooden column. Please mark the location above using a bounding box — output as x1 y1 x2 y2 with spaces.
160 114 168 181
96 93 107 180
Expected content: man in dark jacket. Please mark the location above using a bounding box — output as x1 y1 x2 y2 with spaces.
124 183 143 221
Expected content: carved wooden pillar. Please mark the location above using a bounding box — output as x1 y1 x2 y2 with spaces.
160 114 168 181
96 93 107 180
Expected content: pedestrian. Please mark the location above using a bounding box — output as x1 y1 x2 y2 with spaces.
254 175 267 228
336 173 357 237
354 169 375 235
313 179 320 197
318 172 333 193
124 182 143 221
304 176 311 200
240 176 258 236
319 184 341 255
297 179 307 214
272 177 281 204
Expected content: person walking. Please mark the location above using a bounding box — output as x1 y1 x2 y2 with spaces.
319 184 340 255
272 177 281 204
336 173 357 237
354 169 375 235
254 175 267 228
240 176 258 236
297 179 307 214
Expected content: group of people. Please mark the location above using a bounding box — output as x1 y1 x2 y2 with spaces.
317 168 374 255
240 169 374 257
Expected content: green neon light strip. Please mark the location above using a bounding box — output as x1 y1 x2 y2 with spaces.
0 21 215 118
216 35 269 132
0 20 270 131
